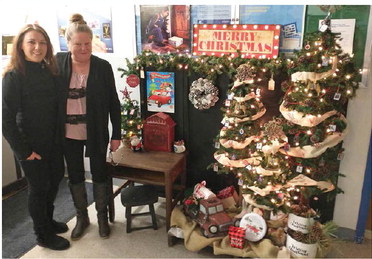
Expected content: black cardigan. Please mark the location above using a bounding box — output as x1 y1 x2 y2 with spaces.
2 61 58 160
55 52 121 156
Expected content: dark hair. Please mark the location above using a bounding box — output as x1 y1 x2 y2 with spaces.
3 24 58 76
65 13 93 42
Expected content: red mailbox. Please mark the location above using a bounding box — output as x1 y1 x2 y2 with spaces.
143 112 176 152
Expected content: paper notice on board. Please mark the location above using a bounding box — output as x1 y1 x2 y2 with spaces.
319 19 356 55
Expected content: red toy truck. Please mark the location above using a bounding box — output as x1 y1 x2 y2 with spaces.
186 197 237 238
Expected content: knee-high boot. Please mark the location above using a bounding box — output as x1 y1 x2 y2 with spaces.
69 182 90 240
93 182 110 238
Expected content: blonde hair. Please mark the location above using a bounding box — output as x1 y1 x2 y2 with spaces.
65 13 93 42
3 24 58 77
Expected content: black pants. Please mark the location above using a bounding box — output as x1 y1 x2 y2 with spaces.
63 138 107 184
20 147 64 233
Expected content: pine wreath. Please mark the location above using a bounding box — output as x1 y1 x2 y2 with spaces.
188 78 219 110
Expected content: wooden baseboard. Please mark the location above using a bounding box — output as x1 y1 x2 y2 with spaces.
365 229 372 240
2 178 28 199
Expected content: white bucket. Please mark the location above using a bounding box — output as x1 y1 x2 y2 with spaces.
288 213 314 234
286 234 317 258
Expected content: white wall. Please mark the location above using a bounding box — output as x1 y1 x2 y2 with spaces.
333 8 372 230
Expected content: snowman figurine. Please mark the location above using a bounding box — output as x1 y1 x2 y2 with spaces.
173 140 186 153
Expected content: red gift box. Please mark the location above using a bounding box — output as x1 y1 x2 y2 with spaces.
228 226 246 249
217 186 235 199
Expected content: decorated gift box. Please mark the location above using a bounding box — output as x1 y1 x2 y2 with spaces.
168 36 183 47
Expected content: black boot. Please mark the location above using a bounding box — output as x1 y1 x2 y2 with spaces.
69 182 90 240
93 182 110 238
47 204 68 234
36 225 70 250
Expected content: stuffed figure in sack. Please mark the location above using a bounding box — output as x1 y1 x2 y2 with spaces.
130 135 142 152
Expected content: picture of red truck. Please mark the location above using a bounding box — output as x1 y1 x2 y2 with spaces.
148 89 171 107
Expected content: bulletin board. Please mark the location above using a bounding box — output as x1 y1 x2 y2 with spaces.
304 5 370 68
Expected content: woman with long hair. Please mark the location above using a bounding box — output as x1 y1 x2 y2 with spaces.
2 24 70 250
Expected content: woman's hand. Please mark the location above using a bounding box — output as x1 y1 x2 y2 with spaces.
26 152 42 160
110 139 121 152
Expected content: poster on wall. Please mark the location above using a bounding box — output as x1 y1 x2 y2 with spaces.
146 71 175 113
318 19 355 55
239 5 305 55
190 5 233 25
57 6 114 53
137 5 191 55
2 35 15 70
193 24 281 58
2 35 14 56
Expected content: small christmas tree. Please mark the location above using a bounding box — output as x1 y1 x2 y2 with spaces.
120 86 143 146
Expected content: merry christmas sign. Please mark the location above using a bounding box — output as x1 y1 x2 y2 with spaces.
192 24 281 58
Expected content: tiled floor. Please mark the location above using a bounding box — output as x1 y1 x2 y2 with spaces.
327 238 372 258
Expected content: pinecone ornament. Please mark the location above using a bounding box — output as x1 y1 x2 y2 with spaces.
310 134 320 144
263 118 286 141
298 56 306 64
288 229 307 243
236 63 256 82
291 204 302 215
309 222 323 243
304 99 316 107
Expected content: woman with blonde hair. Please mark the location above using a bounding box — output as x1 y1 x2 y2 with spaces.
2 24 70 250
56 14 121 240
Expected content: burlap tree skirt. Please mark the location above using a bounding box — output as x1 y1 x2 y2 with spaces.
170 206 282 258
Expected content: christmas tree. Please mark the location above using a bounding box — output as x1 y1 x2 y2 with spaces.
212 20 360 221
277 20 360 257
211 21 359 256
120 86 143 146
212 60 289 214
279 23 360 211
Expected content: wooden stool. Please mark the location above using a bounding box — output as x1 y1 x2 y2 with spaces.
120 185 158 233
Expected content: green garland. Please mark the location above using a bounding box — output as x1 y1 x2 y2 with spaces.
218 121 261 143
281 114 347 148
118 50 288 83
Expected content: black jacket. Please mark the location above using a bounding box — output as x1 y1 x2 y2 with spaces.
55 52 121 156
2 61 58 160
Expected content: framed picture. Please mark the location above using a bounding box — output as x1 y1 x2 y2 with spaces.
57 6 114 53
137 5 191 54
239 5 306 55
2 35 15 56
146 71 175 113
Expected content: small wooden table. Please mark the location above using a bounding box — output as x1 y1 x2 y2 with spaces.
106 147 186 240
